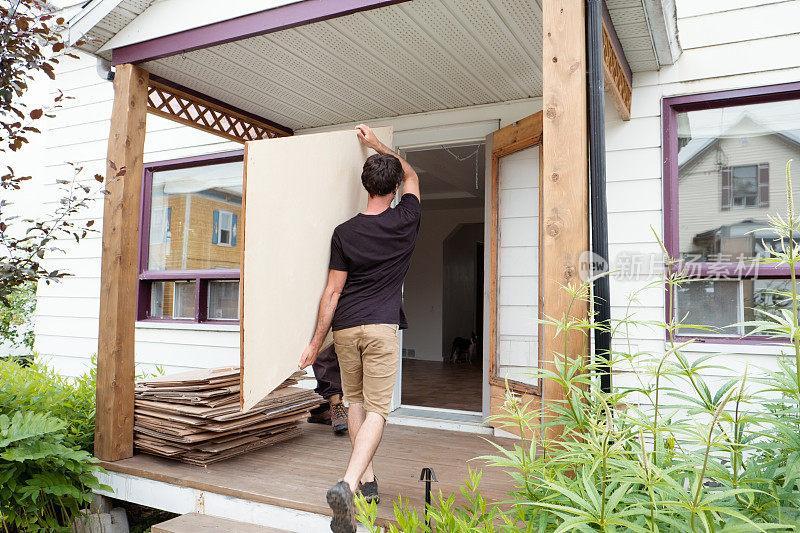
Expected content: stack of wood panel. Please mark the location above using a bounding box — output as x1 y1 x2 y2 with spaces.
133 367 322 465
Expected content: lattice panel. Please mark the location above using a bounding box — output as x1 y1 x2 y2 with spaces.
146 80 290 143
602 22 632 121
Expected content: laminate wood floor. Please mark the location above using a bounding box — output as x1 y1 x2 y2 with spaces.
101 422 515 529
401 359 482 411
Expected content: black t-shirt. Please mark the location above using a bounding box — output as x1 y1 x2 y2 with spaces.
329 193 421 331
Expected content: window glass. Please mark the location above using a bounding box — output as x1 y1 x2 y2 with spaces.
147 161 243 270
731 165 758 207
744 278 794 330
150 282 165 317
208 280 239 320
675 280 739 335
149 281 196 319
173 281 196 318
677 99 800 262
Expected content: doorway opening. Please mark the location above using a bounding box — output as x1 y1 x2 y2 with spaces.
400 141 486 413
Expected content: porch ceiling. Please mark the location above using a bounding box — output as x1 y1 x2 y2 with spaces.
139 0 544 131
71 0 678 131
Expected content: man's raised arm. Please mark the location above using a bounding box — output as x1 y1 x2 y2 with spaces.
355 124 420 201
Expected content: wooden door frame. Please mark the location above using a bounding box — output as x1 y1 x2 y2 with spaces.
487 112 543 398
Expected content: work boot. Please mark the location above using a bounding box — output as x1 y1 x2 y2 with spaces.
358 476 379 504
326 481 357 533
330 396 348 435
307 403 332 425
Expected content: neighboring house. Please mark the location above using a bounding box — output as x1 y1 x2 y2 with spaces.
24 0 800 526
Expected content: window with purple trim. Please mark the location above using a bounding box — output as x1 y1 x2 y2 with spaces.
138 152 244 323
664 83 800 339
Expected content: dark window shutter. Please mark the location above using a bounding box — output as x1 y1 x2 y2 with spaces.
212 210 219 244
721 167 732 211
758 163 769 208
231 213 238 246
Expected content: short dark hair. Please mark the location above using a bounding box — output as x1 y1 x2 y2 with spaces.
361 153 403 197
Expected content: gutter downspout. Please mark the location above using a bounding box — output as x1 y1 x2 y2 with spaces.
587 0 612 393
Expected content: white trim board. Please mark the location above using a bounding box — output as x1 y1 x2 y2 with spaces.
94 471 358 532
97 0 307 52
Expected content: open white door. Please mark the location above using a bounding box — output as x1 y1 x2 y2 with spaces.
485 112 543 424
240 127 393 411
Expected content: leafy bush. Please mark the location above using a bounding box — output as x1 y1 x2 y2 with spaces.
0 411 108 532
0 359 105 531
355 163 800 532
0 357 96 452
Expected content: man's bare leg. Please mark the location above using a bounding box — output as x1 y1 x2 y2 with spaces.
342 410 385 493
345 402 376 485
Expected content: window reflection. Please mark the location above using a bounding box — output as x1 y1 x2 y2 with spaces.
149 281 197 319
677 99 800 262
208 281 239 320
147 161 243 271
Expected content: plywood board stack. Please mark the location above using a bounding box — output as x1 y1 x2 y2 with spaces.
133 367 322 465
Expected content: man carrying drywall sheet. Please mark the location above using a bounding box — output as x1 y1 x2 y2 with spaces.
298 124 421 533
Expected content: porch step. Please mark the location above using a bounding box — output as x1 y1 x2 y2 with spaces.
152 513 291 533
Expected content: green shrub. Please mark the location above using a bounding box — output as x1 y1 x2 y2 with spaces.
0 411 108 532
0 357 96 452
0 359 106 531
355 162 800 531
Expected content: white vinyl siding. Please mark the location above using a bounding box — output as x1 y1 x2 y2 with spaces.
497 146 539 385
34 51 240 377
606 0 800 396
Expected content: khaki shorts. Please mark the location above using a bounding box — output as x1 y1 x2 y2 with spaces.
333 324 400 420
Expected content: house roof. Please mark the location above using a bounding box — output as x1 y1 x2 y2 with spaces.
679 113 800 169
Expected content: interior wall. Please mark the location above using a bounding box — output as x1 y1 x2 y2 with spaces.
442 223 484 357
403 207 483 361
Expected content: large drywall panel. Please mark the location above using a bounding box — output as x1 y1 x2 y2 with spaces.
240 127 393 411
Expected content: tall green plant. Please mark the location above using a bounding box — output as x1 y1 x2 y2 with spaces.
732 160 800 524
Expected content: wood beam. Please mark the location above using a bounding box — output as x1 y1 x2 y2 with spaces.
602 20 632 121
146 79 292 143
95 64 149 461
541 0 590 440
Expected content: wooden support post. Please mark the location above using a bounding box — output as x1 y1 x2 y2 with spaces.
95 64 148 461
541 0 590 439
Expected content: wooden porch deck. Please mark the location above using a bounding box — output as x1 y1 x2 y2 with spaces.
99 422 516 527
